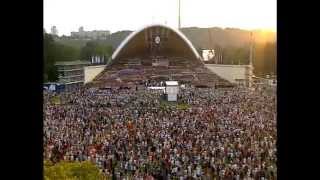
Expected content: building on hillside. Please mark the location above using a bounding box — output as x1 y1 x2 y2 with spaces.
55 60 91 91
50 26 58 36
71 26 110 40
79 26 84 33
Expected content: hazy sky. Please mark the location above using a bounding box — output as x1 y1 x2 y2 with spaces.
44 0 276 36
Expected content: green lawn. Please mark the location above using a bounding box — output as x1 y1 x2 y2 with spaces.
159 99 191 110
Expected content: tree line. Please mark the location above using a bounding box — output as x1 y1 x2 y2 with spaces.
44 33 113 82
44 32 276 82
204 42 277 76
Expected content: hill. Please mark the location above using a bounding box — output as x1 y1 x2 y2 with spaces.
180 27 276 49
56 27 276 50
55 39 88 49
56 30 132 50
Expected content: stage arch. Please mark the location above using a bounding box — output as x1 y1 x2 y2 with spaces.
109 24 202 64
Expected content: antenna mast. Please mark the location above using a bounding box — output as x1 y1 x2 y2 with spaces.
249 31 254 66
208 29 215 62
178 0 181 29
248 31 254 88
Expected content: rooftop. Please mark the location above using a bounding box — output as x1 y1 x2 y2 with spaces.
165 81 178 86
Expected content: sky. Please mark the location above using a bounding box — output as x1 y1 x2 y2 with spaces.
44 0 277 36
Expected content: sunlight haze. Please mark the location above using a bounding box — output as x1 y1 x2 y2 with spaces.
44 0 276 36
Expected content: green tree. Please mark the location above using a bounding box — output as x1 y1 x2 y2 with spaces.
44 33 58 82
44 160 108 180
54 43 81 62
253 42 277 76
221 46 234 64
44 33 83 82
80 41 113 62
211 44 223 64
218 46 249 65
234 47 249 64
263 42 277 75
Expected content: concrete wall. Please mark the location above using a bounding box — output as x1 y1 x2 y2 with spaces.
205 64 252 85
84 65 106 84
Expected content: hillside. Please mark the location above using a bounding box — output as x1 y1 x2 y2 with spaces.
55 39 89 49
106 30 132 49
56 30 132 50
181 27 276 49
56 27 276 50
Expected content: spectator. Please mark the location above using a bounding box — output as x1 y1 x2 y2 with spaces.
44 85 276 179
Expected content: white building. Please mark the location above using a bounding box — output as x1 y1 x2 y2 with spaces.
55 60 91 90
50 26 58 36
71 27 110 40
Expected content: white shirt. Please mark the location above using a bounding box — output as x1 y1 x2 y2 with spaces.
196 166 201 175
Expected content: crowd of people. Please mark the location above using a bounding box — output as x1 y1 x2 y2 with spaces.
44 85 276 179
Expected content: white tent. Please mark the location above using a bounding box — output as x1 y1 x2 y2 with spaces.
165 81 179 101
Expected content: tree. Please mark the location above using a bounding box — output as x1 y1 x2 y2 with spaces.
263 42 277 75
212 44 223 64
252 42 277 76
44 33 83 82
44 33 58 82
235 47 250 64
44 160 108 180
80 41 113 62
216 46 250 65
54 43 81 62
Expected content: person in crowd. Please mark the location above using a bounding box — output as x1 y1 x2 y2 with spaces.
44 84 276 179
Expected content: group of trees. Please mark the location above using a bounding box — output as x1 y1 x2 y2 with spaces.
204 42 277 76
44 33 113 82
44 29 276 82
253 42 277 76
44 33 59 82
80 41 113 61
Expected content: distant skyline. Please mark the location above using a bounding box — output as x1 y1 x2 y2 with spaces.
44 0 276 36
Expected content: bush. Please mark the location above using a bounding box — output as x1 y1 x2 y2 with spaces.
44 161 107 180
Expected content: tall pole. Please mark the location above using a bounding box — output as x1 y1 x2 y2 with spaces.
249 32 253 66
178 0 181 29
249 32 254 88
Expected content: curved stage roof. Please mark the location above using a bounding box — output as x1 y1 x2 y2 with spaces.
89 24 232 87
109 24 202 64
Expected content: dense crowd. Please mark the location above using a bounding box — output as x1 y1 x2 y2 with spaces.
44 85 276 179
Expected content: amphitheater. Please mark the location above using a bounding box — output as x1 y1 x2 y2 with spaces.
87 24 231 88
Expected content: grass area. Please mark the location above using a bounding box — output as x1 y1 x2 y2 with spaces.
177 103 191 110
50 96 61 105
159 99 191 110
